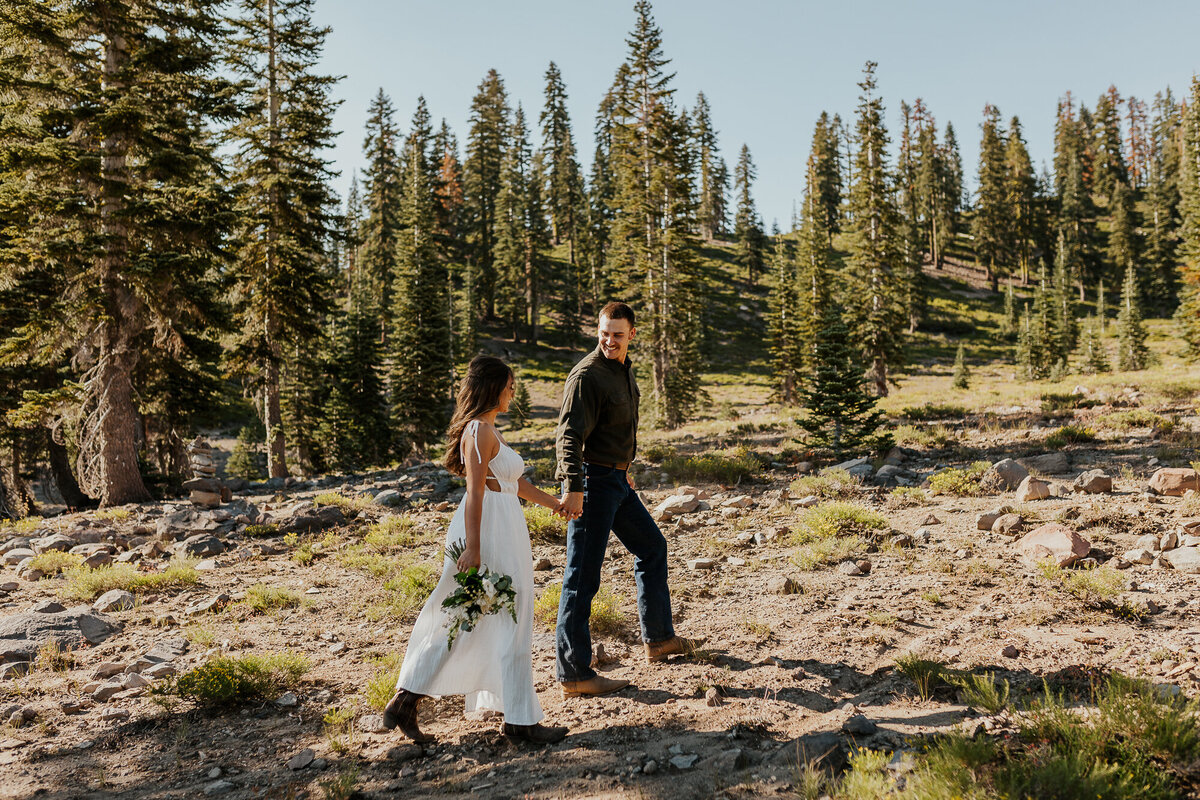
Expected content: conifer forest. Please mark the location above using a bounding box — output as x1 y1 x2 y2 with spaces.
2 2 1200 798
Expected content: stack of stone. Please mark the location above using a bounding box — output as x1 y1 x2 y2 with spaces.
184 438 229 507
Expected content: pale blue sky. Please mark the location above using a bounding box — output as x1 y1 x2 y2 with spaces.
312 0 1199 227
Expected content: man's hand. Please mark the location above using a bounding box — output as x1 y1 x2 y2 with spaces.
561 491 584 521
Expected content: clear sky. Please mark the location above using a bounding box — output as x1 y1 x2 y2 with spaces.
311 0 1199 228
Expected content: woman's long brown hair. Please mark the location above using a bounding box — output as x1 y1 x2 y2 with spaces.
443 355 513 476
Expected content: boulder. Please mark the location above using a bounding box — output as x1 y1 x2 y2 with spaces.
767 575 801 595
1148 468 1200 497
991 513 1025 536
873 465 910 487
172 533 225 558
0 607 121 664
1135 533 1161 551
1017 523 1091 567
837 560 864 576
720 495 753 509
654 494 700 517
32 534 76 553
976 510 1004 531
1015 476 1051 502
1160 532 1178 551
373 489 403 507
982 458 1029 491
92 590 135 613
1072 469 1113 494
832 457 874 479
189 490 222 509
182 477 224 495
1018 452 1070 475
769 730 847 774
1159 547 1200 573
1123 549 1155 565
2 548 34 566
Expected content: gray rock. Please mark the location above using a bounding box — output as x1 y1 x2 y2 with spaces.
533 558 553 571
2 548 35 566
642 759 658 775
275 692 298 707
843 714 878 736
360 714 387 733
0 606 121 664
976 511 1003 531
873 464 909 487
832 457 874 479
767 575 801 595
98 707 130 722
184 593 230 616
1160 547 1200 573
373 489 403 507
1018 452 1070 475
202 779 234 796
288 748 315 770
770 730 847 774
721 495 753 509
173 533 225 558
143 662 177 679
1124 549 1155 565
991 514 1025 536
93 661 126 679
1159 532 1178 551
669 754 699 770
836 560 864 576
93 590 135 613
1072 469 1113 494
92 681 124 702
982 458 1029 491
32 601 66 614
686 558 717 571
143 638 189 664
32 533 76 553
654 494 700 517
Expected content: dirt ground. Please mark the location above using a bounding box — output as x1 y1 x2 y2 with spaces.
1 410 1199 800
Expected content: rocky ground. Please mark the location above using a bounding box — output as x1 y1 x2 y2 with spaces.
1 403 1199 800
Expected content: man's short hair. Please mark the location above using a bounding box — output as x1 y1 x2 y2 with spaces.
599 301 635 327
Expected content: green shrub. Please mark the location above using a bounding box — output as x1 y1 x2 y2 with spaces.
28 550 83 576
244 584 303 613
897 403 967 422
789 468 860 500
887 487 929 507
1036 562 1125 606
534 583 624 635
158 652 310 709
313 492 372 515
949 670 1010 713
927 461 991 496
1096 409 1175 434
364 653 403 711
525 505 565 542
0 516 42 535
893 654 947 701
639 442 676 463
94 508 133 522
62 557 199 601
660 447 763 484
243 524 279 538
370 564 439 621
363 515 420 549
1044 424 1097 449
1039 392 1099 413
892 423 956 449
790 501 886 570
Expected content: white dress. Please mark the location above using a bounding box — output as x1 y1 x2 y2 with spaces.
395 420 543 726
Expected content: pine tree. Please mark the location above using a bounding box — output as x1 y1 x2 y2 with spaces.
692 92 727 241
0 1 234 505
1092 86 1128 200
495 106 548 343
359 89 403 325
1004 116 1037 285
942 122 965 218
767 238 802 404
1116 263 1151 371
810 111 843 242
913 101 952 268
508 378 531 429
1078 316 1110 374
389 105 453 456
464 69 511 321
1107 180 1138 280
896 101 925 332
1050 235 1079 357
227 426 267 481
1176 77 1200 356
1144 90 1182 313
540 62 586 336
797 303 887 458
604 1 705 426
733 144 766 283
844 62 905 396
226 0 340 479
951 343 970 389
973 105 1010 290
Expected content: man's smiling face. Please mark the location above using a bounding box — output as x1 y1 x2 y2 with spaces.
597 314 635 363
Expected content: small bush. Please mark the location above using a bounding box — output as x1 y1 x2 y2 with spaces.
62 557 199 601
894 655 947 701
313 492 372 515
525 504 565 542
534 583 625 636
94 508 133 522
363 515 419 550
292 542 316 566
950 670 1010 713
892 423 956 450
158 651 310 709
897 403 967 421
370 564 439 621
789 468 860 500
927 461 991 496
1044 424 1097 449
1097 409 1176 434
1040 392 1098 413
660 447 762 484
1037 561 1125 606
524 457 556 482
639 442 676 463
793 501 887 542
244 584 303 613
28 550 82 576
0 516 42 535
243 524 279 538
364 653 403 711
887 487 929 508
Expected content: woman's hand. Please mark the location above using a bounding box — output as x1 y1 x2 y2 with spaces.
456 545 481 573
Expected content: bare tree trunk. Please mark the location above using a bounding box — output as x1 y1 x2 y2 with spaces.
48 432 93 510
870 356 889 397
94 344 151 504
263 355 288 479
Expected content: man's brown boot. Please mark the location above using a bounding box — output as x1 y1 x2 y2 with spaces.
560 675 631 698
645 635 707 663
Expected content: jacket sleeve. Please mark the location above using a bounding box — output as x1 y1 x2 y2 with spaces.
555 370 599 493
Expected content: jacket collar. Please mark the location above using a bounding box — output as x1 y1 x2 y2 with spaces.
593 345 632 371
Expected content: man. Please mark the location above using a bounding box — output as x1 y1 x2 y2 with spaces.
554 301 704 698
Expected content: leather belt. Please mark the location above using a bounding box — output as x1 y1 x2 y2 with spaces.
585 458 630 471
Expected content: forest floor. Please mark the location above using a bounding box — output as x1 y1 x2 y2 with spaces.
2 263 1200 799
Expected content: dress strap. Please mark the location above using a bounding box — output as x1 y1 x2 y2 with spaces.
461 419 484 465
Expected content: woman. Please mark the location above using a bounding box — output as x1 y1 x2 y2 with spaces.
383 356 569 745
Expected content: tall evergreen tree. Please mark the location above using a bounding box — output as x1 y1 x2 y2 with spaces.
942 122 965 219
844 62 905 396
913 102 953 268
1078 315 1110 374
0 0 234 505
973 105 1010 290
539 62 586 336
495 106 548 343
605 1 704 426
1178 77 1200 357
359 89 403 325
1144 90 1182 312
464 69 510 321
1116 263 1150 371
896 101 925 332
1004 116 1037 285
389 107 453 455
810 111 843 242
226 0 340 479
1092 85 1128 200
733 144 766 282
692 91 727 241
1107 180 1138 277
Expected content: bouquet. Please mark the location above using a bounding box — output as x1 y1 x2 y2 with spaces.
441 541 518 650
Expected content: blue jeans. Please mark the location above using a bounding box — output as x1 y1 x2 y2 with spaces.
555 464 675 682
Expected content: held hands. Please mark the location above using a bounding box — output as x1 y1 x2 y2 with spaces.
554 491 584 522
